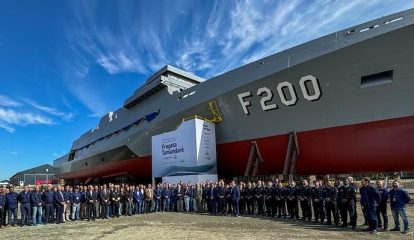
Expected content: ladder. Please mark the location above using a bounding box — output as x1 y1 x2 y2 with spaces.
282 131 300 176
244 141 264 176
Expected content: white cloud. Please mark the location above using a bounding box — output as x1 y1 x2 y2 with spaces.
0 95 22 107
52 151 66 158
0 107 54 133
24 99 74 121
62 0 414 120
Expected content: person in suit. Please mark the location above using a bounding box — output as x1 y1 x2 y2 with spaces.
175 184 184 212
133 186 143 214
153 184 162 213
225 184 232 215
202 183 209 212
86 185 97 221
216 182 226 215
208 183 217 215
111 185 120 217
63 185 72 222
54 185 65 224
124 186 133 216
230 181 240 217
245 182 254 215
264 181 274 217
100 184 110 219
169 185 176 212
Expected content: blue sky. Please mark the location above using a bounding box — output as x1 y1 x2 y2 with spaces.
1 0 413 180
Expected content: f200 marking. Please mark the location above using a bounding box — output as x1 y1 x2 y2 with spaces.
237 75 322 115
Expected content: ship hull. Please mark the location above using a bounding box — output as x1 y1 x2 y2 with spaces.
59 115 414 180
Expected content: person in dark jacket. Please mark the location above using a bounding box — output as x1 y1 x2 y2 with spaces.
310 180 325 223
389 180 411 234
323 180 339 225
18 185 32 226
99 184 110 219
0 186 6 228
111 185 121 217
86 185 98 221
161 185 170 212
230 181 240 217
71 186 82 221
31 185 43 226
286 180 299 219
54 185 65 224
360 178 381 234
299 180 312 221
337 178 357 229
153 184 162 213
376 180 389 230
42 184 54 224
244 182 254 215
5 186 18 226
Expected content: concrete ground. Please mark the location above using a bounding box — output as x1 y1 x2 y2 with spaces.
1 207 413 240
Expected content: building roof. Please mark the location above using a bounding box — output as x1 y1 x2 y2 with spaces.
11 164 55 179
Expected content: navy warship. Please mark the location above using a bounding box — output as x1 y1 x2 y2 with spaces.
53 8 414 181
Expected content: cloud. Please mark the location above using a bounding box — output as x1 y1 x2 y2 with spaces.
0 95 22 107
0 107 54 133
24 99 74 121
65 0 414 82
61 0 414 118
52 151 66 158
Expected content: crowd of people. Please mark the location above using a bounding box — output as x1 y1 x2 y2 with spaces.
0 176 411 235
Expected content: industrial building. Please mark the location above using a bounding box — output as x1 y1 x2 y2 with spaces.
9 164 58 186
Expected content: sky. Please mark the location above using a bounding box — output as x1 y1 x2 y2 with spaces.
1 0 413 180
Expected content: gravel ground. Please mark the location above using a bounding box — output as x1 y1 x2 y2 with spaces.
1 207 413 240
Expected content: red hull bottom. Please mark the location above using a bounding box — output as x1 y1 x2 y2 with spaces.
60 115 414 181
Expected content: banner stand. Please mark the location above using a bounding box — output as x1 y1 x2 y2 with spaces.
151 118 217 183
162 174 218 184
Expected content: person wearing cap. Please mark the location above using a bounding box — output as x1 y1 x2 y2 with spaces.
5 186 18 227
360 177 381 234
70 186 82 221
0 186 6 228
